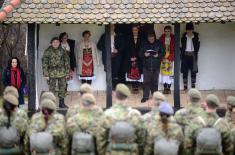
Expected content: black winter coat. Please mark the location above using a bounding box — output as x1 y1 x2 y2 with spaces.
139 40 165 71
67 39 77 71
181 32 200 60
97 33 125 70
125 35 143 73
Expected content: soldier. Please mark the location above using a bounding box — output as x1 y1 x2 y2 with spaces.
144 102 184 155
40 91 57 103
26 97 68 155
66 93 104 155
225 96 235 125
3 86 19 99
142 91 166 122
100 83 145 155
0 86 28 155
66 83 97 119
184 94 233 155
42 37 70 108
175 88 204 132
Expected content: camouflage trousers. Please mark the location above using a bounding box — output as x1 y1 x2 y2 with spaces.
47 77 67 98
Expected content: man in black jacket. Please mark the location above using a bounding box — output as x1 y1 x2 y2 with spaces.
181 23 200 90
97 25 124 89
140 32 165 103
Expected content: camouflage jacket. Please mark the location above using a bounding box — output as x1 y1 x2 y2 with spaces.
225 111 232 125
42 46 70 78
175 104 204 131
0 108 28 153
142 107 176 126
144 116 184 155
25 112 68 155
66 104 103 119
66 108 104 154
100 103 145 155
0 108 28 136
184 112 233 155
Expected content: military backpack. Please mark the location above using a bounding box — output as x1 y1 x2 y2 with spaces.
154 137 180 155
195 117 222 155
0 126 21 155
72 132 95 155
30 132 56 155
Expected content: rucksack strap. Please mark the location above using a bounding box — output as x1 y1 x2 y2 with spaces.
213 118 222 127
197 116 207 126
197 117 222 127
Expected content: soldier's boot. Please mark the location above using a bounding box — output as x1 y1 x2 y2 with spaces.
59 98 68 108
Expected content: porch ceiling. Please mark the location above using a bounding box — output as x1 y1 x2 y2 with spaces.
2 0 235 24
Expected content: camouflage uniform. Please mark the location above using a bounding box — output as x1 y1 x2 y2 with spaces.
66 83 93 119
66 94 104 154
144 117 184 155
26 99 68 155
42 46 70 98
184 112 233 155
100 103 144 155
175 89 204 132
144 102 184 155
184 94 233 155
0 91 28 154
142 91 176 124
225 96 235 125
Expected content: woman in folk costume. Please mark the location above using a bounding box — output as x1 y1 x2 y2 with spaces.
159 26 175 94
76 30 99 84
125 24 143 93
3 57 26 106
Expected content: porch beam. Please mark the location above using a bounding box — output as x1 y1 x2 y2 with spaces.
105 24 112 108
27 23 36 112
174 23 181 111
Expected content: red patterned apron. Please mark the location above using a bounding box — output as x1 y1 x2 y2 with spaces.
81 48 93 77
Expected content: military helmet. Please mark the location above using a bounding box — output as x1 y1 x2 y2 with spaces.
40 91 56 103
227 96 235 107
153 91 166 102
81 93 96 106
80 83 93 94
41 99 56 111
206 94 220 107
3 94 19 106
188 88 201 100
115 84 131 97
3 86 19 99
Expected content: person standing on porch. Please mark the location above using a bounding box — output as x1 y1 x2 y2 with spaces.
42 37 70 108
125 24 143 93
97 24 124 89
159 26 175 94
3 57 26 106
76 30 99 85
140 32 165 103
181 22 200 90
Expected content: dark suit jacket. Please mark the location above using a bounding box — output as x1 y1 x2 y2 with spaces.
67 39 76 71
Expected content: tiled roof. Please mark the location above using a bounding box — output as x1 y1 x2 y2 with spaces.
3 0 235 24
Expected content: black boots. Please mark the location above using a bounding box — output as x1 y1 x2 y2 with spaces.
59 98 68 108
163 83 171 94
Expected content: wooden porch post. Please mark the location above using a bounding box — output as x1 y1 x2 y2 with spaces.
27 23 36 112
105 24 112 108
174 23 181 111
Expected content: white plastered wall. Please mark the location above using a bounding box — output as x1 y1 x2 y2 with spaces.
37 22 235 99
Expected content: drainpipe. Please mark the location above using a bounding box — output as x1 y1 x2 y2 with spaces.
0 0 21 21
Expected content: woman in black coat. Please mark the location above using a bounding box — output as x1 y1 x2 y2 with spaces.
125 25 143 93
3 57 26 105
